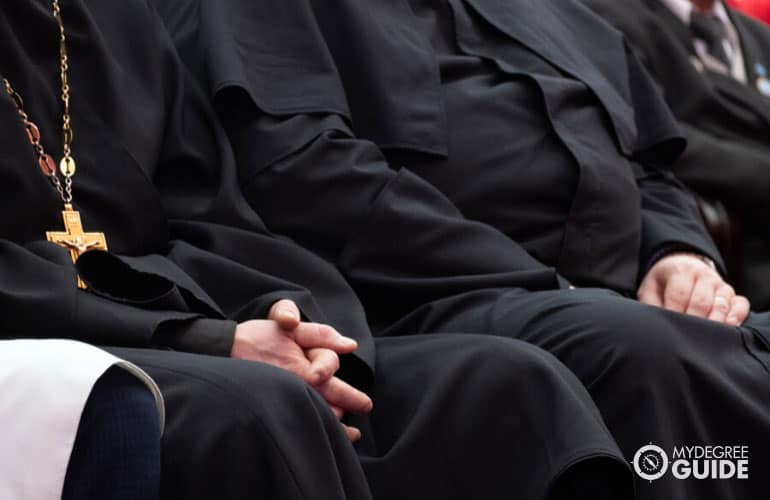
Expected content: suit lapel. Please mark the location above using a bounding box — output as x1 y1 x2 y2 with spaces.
714 11 770 126
648 0 770 127
731 13 770 96
726 8 756 81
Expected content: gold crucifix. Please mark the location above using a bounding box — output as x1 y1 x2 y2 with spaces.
46 204 108 289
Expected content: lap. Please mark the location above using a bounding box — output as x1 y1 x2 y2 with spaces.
356 334 629 500
389 287 769 370
103 347 370 500
385 287 770 434
381 291 770 500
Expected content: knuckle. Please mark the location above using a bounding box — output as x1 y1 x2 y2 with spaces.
318 325 336 343
324 381 342 401
330 352 341 372
320 353 339 374
310 324 325 345
318 365 333 381
285 360 306 377
297 324 317 345
690 294 710 309
712 300 729 312
665 289 688 307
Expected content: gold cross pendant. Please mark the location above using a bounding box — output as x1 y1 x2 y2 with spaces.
46 204 108 289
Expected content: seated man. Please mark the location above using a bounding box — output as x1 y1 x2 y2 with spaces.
1 340 162 500
0 1 632 499
154 0 770 498
582 0 770 308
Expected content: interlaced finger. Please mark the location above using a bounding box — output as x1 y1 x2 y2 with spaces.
289 323 358 352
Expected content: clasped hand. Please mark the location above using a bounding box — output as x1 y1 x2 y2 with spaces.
231 300 373 442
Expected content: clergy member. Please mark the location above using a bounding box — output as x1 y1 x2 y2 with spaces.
153 0 770 498
581 0 770 310
0 1 633 499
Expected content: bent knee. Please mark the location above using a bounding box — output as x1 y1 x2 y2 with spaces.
457 336 585 396
566 295 693 380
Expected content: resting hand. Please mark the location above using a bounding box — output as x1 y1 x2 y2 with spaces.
638 253 750 326
265 300 360 360
236 300 372 441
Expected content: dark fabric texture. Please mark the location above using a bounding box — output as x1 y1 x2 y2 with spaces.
62 366 161 500
0 1 633 499
104 348 373 500
582 0 770 309
157 0 721 303
0 0 374 376
108 337 632 500
152 0 770 498
380 287 770 500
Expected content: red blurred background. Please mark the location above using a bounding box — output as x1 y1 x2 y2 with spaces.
727 0 770 24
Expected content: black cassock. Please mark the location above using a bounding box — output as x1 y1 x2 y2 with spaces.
0 1 634 499
155 0 770 498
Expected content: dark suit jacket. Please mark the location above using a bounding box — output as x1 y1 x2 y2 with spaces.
583 0 770 308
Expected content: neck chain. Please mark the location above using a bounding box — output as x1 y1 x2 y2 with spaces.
3 0 107 289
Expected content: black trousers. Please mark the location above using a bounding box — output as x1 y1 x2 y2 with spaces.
63 366 161 500
108 334 633 500
380 287 770 500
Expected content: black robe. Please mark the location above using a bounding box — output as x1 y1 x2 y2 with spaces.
0 1 632 499
582 0 770 309
155 0 770 498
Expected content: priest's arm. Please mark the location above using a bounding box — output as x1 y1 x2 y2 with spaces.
0 0 362 363
216 66 745 326
0 0 372 429
219 97 569 326
0 238 235 352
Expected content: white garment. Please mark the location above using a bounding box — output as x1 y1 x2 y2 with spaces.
658 0 747 82
0 339 164 500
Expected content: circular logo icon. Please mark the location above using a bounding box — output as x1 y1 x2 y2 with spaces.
633 444 669 482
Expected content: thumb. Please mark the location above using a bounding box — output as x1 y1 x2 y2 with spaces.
268 299 301 330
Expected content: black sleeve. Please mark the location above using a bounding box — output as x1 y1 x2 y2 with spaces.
154 318 237 356
0 240 239 354
137 2 354 355
634 161 726 276
617 38 726 277
219 93 565 325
